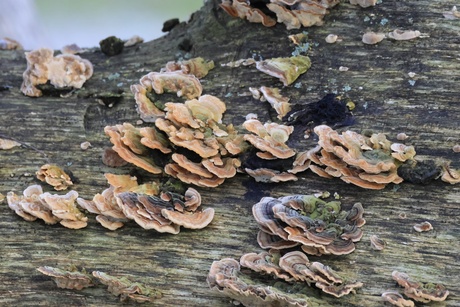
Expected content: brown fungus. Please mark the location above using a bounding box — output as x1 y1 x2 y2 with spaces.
92 271 162 303
161 57 215 79
441 164 460 184
0 138 21 150
104 123 166 174
253 194 365 256
36 164 73 191
40 190 88 229
256 55 311 86
37 266 94 290
381 291 415 307
249 86 291 120
21 48 93 97
220 0 276 27
301 125 407 189
413 221 433 233
349 0 377 8
392 271 449 303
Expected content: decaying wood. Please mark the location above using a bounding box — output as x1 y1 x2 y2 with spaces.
0 0 459 306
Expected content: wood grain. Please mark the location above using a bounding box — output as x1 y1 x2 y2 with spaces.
0 1 459 306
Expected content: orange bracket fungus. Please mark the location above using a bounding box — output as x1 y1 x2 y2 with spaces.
293 125 415 189
7 185 88 229
37 266 95 290
104 123 170 174
391 271 449 303
256 55 311 86
21 47 93 97
36 164 73 191
92 271 162 303
252 194 365 256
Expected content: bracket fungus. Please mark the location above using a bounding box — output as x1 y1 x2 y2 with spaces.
37 266 94 290
36 164 73 191
293 125 414 189
0 37 23 50
161 57 215 79
349 0 377 8
387 29 421 41
220 0 340 30
391 271 449 303
114 187 213 233
249 86 291 119
208 250 362 306
21 47 93 97
256 55 311 86
381 291 415 307
131 71 203 122
104 123 170 174
362 32 385 45
440 164 460 184
7 185 88 229
92 271 162 303
0 138 21 150
252 194 365 256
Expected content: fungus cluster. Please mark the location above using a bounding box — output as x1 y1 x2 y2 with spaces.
252 194 365 256
158 95 244 187
21 47 93 97
36 164 73 191
37 266 161 303
130 57 213 122
242 118 298 182
77 174 214 233
390 271 449 304
220 0 340 29
7 185 88 229
207 250 362 306
293 125 415 189
104 123 171 175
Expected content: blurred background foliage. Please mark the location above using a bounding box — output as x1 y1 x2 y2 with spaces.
0 0 203 50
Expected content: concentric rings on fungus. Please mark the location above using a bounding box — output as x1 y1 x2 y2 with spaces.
252 194 365 256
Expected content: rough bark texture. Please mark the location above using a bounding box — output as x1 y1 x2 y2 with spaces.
0 1 459 306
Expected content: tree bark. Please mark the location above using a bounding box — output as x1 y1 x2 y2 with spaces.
1 0 459 306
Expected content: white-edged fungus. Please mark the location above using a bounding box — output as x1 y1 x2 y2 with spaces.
362 32 385 45
388 29 421 41
21 48 93 97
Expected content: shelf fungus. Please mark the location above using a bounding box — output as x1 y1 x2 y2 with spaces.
131 71 203 122
37 266 94 290
92 271 162 303
256 55 311 86
207 257 311 307
114 187 214 233
158 95 245 187
7 185 88 229
362 32 385 45
413 221 433 233
349 0 377 8
391 271 450 303
208 250 362 306
220 0 340 29
387 29 421 41
36 164 73 191
0 138 21 150
243 119 298 182
21 47 93 97
293 125 415 189
104 123 171 174
443 6 460 19
381 291 415 307
161 57 215 79
77 174 160 230
0 37 23 50
249 86 291 119
440 164 460 184
252 194 365 256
